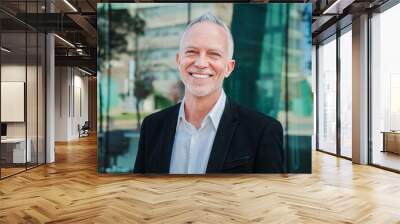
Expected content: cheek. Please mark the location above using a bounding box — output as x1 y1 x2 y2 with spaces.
180 58 195 69
178 63 188 75
210 62 227 75
181 57 194 66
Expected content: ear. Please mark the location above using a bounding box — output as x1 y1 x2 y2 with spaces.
176 52 181 67
224 59 236 78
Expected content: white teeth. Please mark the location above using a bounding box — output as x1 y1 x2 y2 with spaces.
191 73 210 79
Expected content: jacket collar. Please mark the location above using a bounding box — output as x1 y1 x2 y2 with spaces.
206 98 239 173
156 98 238 173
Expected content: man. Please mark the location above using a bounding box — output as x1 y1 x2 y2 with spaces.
134 12 284 174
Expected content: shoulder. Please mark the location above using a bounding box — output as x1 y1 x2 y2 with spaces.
142 103 180 125
230 100 282 131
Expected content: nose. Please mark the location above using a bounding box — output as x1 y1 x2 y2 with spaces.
194 54 208 69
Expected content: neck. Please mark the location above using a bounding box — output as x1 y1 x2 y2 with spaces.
184 89 222 129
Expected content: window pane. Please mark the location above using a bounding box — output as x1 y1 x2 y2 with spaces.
27 31 38 169
371 4 400 171
38 32 45 165
340 29 352 158
317 37 337 154
1 30 28 177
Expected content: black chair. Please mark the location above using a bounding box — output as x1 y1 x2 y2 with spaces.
79 121 90 138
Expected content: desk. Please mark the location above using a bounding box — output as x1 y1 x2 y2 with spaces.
382 131 400 154
1 138 31 163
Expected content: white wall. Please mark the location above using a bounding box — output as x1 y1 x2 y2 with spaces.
1 65 38 138
73 72 89 137
1 63 46 164
55 67 69 141
55 67 89 141
1 65 26 133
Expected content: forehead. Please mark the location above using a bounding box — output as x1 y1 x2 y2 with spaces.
181 22 229 52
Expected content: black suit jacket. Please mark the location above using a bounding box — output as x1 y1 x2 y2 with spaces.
134 99 285 173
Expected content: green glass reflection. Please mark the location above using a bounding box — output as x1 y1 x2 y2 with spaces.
225 4 312 172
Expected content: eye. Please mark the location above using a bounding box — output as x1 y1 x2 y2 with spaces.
209 52 221 58
185 50 197 55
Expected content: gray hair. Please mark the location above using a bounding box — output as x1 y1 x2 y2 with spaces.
179 12 234 59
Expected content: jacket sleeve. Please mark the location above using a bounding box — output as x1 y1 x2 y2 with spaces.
133 118 147 173
254 120 285 173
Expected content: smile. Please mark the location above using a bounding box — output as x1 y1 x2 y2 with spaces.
189 73 213 79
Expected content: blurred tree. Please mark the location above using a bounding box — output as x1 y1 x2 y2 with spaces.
98 5 151 130
98 7 144 71
97 4 149 171
131 12 151 130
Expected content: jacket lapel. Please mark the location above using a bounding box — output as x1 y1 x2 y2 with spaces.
206 99 239 173
153 104 180 173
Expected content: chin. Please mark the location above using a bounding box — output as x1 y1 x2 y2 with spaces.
186 84 220 97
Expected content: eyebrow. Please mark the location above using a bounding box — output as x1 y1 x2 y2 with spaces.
184 46 224 54
184 47 197 51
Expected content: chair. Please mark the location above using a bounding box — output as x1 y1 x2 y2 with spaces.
79 121 90 138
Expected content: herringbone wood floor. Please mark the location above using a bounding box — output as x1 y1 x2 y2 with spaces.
1 136 400 224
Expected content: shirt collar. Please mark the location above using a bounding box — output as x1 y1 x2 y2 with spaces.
178 90 227 130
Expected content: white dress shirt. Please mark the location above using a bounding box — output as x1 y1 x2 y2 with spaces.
169 90 227 174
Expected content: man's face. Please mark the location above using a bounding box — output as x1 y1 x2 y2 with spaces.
176 22 235 98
